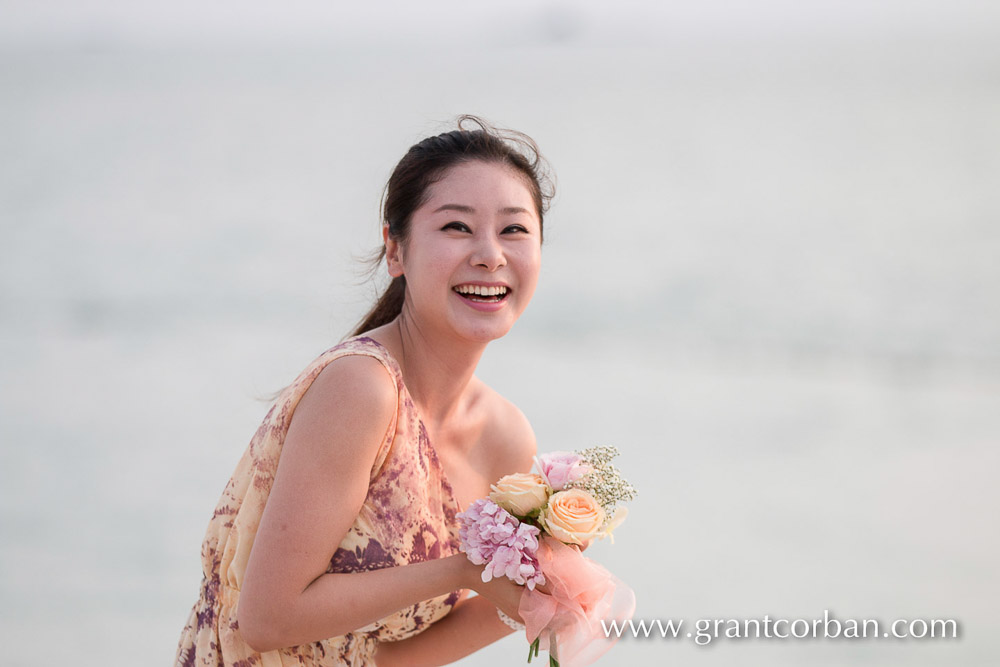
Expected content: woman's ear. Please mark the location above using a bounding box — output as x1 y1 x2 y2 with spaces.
383 225 405 278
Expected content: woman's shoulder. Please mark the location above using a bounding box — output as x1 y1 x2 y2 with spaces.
308 338 398 403
275 344 400 479
314 335 396 369
285 338 400 439
301 336 397 391
469 378 537 475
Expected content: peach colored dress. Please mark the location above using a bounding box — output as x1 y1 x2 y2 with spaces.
175 336 463 666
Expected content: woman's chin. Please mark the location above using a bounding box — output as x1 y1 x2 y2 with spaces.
462 327 515 345
451 318 518 345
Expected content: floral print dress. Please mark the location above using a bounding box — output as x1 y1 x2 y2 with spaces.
176 336 464 666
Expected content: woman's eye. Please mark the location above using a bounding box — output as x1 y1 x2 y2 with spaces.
442 222 471 232
502 224 529 234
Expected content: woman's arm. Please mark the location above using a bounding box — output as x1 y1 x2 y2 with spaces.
374 593 519 667
237 356 528 652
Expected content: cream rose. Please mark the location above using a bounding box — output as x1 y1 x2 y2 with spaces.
540 488 607 546
489 472 550 517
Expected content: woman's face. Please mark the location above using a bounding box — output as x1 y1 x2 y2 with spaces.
386 160 542 344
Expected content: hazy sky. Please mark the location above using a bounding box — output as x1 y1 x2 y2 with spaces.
3 0 999 48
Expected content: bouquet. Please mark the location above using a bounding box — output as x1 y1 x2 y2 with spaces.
457 446 637 667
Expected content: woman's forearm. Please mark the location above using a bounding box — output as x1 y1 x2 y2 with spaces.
238 553 477 652
374 594 516 667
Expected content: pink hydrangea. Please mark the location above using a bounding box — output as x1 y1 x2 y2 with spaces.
534 451 592 491
457 499 545 589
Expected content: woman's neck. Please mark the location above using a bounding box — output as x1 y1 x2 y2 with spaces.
373 313 486 427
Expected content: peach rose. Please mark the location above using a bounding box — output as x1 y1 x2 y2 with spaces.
489 472 550 517
540 489 607 546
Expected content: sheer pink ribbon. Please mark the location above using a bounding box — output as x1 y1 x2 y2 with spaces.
518 537 636 666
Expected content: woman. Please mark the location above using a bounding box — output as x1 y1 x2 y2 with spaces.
176 116 554 666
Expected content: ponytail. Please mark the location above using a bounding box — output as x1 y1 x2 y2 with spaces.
351 276 406 337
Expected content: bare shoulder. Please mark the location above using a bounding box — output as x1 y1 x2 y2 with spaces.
289 353 398 458
470 378 537 477
307 353 397 406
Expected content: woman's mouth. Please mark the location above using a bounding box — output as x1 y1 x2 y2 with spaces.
452 284 511 303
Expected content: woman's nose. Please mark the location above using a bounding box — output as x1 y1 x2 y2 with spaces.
471 233 507 271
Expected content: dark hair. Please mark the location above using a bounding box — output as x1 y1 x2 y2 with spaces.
351 115 554 337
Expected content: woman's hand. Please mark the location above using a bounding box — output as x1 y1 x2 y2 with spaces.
468 570 527 622
458 555 555 623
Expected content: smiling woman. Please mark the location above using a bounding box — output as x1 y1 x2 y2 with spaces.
351 116 551 339
383 160 542 343
174 116 556 666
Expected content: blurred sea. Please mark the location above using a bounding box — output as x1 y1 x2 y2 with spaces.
1 3 998 665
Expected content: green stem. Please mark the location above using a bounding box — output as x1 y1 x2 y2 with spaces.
527 637 540 663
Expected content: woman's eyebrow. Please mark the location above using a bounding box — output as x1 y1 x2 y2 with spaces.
433 204 475 214
432 204 531 216
499 206 531 216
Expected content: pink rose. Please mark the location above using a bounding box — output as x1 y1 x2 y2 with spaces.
535 451 591 491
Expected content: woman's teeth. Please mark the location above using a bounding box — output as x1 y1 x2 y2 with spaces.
453 285 509 302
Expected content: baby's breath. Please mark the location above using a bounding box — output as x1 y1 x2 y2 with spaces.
566 445 637 518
